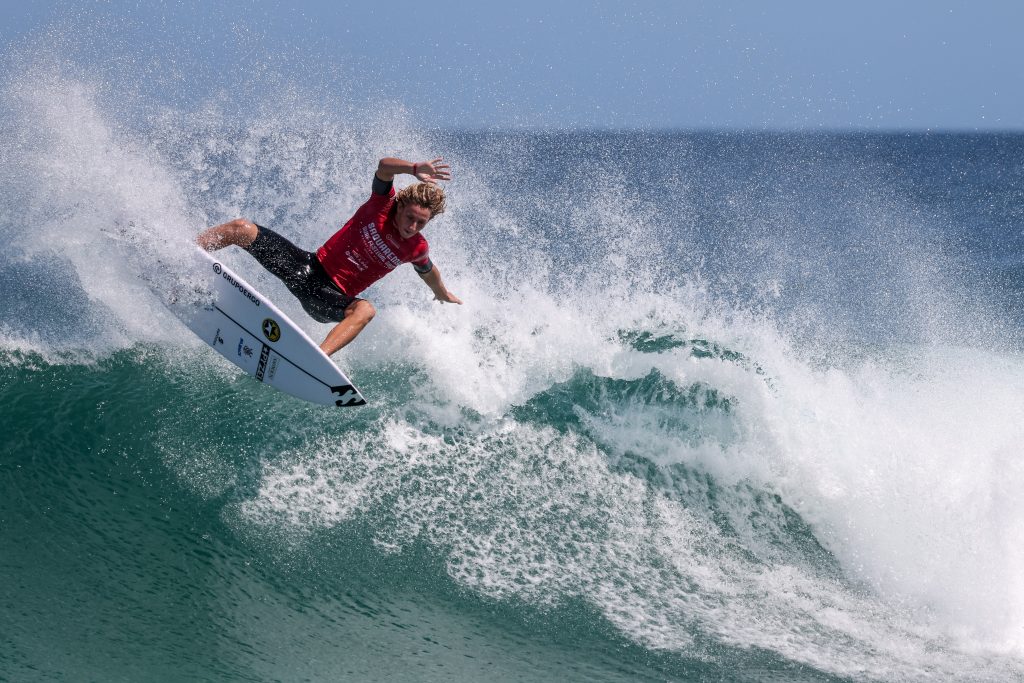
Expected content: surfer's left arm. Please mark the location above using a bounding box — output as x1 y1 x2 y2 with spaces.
416 261 462 304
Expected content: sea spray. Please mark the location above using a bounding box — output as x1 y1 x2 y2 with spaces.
2 50 1023 682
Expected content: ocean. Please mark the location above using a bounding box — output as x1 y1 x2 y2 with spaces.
2 63 1024 682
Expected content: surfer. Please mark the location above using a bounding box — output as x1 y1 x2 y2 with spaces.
196 157 462 356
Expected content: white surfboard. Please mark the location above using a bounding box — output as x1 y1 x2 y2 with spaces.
165 248 366 407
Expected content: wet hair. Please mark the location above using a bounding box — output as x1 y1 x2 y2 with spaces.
395 182 446 218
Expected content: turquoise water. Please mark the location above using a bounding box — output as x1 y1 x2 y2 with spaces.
3 46 1024 682
2 350 845 682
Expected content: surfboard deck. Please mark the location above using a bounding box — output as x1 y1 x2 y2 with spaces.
163 248 366 408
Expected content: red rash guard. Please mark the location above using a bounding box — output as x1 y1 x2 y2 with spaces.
316 187 430 297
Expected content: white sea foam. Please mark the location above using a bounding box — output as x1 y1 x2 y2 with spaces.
3 57 1023 680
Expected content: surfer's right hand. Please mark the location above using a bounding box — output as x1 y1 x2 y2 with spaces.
414 157 451 184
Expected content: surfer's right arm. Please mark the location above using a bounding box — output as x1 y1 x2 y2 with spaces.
376 157 451 185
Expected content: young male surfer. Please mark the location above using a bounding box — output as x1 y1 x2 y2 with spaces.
196 157 462 356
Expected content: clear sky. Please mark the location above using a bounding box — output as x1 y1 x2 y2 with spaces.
3 0 1024 130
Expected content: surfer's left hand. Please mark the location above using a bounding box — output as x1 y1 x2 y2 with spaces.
435 290 463 304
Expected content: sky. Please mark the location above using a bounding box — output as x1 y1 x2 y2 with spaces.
2 0 1024 130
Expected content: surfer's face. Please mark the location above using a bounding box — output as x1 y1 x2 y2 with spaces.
396 202 432 239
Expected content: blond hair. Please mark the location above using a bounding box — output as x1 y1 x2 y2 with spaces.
396 182 446 218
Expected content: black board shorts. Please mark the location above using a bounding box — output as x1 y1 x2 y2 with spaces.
244 224 357 323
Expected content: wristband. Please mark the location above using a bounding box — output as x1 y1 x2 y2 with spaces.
412 163 419 176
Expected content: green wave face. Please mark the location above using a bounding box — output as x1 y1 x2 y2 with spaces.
7 326 1022 683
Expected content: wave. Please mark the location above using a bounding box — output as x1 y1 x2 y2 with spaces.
2 53 1024 681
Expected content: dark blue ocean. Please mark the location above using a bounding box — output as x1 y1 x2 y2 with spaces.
2 60 1024 682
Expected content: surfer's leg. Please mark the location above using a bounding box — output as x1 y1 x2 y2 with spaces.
319 300 376 356
196 218 258 251
236 224 318 295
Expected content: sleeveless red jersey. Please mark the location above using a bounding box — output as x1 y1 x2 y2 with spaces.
316 188 430 297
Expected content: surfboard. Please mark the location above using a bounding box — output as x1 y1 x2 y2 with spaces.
164 248 366 408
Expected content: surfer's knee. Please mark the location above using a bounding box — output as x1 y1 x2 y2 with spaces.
198 218 258 250
348 299 375 324
225 218 258 247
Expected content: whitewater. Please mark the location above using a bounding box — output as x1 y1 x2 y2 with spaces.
2 48 1024 683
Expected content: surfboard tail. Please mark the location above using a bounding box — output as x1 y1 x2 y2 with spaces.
331 385 367 407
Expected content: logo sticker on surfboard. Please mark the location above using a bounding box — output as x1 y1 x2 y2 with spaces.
262 318 281 342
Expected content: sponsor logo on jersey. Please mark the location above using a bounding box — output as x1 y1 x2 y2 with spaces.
346 249 368 272
360 222 401 269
